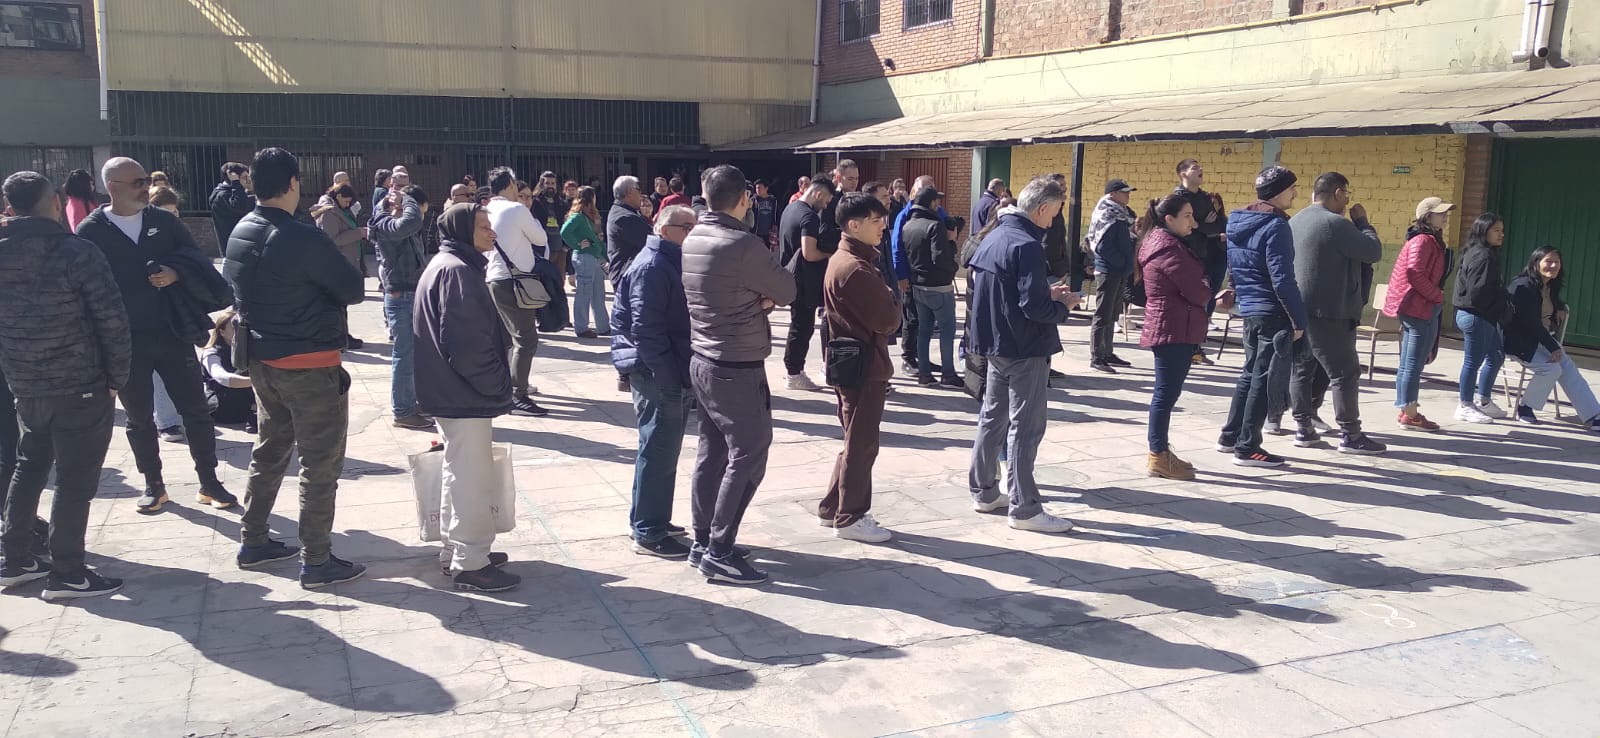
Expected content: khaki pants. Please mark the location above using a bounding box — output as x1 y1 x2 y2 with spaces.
241 363 349 565
437 417 497 572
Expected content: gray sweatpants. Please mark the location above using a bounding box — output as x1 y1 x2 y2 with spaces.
969 355 1051 520
688 356 772 558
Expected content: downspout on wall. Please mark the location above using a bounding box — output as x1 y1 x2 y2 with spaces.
94 0 109 121
810 0 824 124
980 0 996 58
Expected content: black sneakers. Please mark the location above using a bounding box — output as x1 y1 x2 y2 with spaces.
0 557 51 587
916 374 938 386
632 536 691 560
687 542 751 569
453 565 521 592
1089 361 1117 374
1338 433 1388 456
197 484 239 510
440 551 509 576
237 540 301 569
299 555 366 589
393 414 436 430
1104 354 1132 367
1293 427 1323 448
697 550 768 585
1515 405 1539 424
41 568 123 600
1233 448 1287 468
136 484 169 514
510 397 549 417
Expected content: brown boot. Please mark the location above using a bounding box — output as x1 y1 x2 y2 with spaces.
1147 450 1196 481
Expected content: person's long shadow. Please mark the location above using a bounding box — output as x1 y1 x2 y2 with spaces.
0 626 77 678
755 534 1270 676
1077 520 1527 596
332 530 900 689
1204 466 1578 525
66 555 456 717
1056 486 1404 541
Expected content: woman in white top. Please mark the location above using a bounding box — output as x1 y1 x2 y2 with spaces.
482 166 550 418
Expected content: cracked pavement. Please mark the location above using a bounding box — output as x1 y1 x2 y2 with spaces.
2 281 1598 737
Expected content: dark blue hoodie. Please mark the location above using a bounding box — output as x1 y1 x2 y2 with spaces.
1225 204 1308 330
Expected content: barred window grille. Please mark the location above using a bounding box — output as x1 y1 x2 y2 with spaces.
840 0 880 42
903 0 952 29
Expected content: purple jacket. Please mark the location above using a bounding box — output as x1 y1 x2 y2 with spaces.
1139 227 1212 348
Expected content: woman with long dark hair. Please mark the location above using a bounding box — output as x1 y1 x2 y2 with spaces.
1452 212 1511 423
1383 197 1454 431
1138 195 1207 480
63 168 98 230
561 185 609 338
1505 247 1599 429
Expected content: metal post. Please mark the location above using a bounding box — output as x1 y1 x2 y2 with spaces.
1066 142 1085 246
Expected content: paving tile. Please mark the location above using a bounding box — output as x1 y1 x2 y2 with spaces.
1144 669 1354 738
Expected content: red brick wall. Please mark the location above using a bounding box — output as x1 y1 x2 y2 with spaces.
823 149 975 225
993 0 1111 55
820 0 983 85
0 0 98 79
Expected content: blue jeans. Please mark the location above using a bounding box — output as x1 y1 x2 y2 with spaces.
1394 306 1441 408
913 286 958 377
1521 346 1600 420
1219 314 1290 453
384 291 417 418
1148 343 1196 453
152 371 180 430
573 252 608 333
629 370 693 543
1456 309 1504 404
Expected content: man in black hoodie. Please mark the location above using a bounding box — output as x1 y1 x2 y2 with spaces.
209 161 255 243
0 171 132 599
78 157 237 514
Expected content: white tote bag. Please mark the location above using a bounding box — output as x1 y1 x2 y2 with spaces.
408 442 518 543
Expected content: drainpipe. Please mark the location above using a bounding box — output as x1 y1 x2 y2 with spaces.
979 0 996 57
94 0 109 121
809 0 823 124
1514 0 1540 61
1532 0 1557 59
1065 143 1085 257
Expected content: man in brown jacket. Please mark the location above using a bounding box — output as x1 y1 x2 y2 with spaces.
819 192 900 543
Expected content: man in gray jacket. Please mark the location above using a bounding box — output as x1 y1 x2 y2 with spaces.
369 186 433 430
0 171 132 599
680 165 796 585
1288 172 1386 455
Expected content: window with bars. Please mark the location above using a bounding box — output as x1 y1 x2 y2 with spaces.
840 0 880 42
903 0 952 29
0 2 83 50
0 146 93 188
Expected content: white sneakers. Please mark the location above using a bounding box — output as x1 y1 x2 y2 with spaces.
785 373 821 391
1475 398 1508 419
973 496 1008 513
1454 403 1495 424
835 514 892 543
1008 512 1076 534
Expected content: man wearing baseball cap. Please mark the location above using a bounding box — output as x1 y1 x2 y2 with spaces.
1216 166 1309 468
1086 179 1138 374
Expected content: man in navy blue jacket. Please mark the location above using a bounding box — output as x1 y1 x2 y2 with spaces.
966 177 1081 535
611 204 698 559
1217 166 1309 468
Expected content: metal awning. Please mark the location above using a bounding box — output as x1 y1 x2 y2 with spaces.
717 65 1600 152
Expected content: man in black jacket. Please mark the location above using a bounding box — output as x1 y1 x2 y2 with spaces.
78 156 237 514
0 171 132 599
1174 159 1227 365
224 148 368 589
209 162 254 244
903 186 962 386
606 175 651 279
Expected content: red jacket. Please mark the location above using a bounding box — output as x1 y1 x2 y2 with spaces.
1383 231 1448 320
1139 227 1212 348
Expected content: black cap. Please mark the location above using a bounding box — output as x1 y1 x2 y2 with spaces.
1105 179 1136 194
913 186 944 207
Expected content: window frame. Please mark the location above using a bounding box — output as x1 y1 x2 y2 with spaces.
0 1 86 51
838 0 881 45
901 0 953 31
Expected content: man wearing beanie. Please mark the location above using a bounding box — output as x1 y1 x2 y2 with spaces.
1216 166 1308 468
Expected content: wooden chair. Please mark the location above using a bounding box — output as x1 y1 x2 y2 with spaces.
1359 282 1403 380
1503 318 1569 419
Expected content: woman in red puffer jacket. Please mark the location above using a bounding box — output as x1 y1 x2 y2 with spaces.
1139 194 1211 481
1383 197 1455 432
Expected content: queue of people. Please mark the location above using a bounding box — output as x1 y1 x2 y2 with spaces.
0 148 1597 603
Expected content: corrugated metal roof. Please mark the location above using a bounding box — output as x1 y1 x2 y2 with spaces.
717 65 1600 152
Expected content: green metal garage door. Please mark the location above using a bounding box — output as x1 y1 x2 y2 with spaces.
1489 139 1600 347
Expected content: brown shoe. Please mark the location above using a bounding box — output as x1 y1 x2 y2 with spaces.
1147 450 1196 481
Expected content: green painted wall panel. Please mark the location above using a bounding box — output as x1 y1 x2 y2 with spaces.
1489 139 1600 347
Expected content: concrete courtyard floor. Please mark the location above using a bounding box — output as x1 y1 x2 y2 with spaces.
3 279 1599 738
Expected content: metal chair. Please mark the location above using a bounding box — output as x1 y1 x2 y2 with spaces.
1503 318 1569 419
1213 307 1241 361
1359 282 1403 380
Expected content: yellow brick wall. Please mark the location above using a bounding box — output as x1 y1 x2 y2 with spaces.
1009 140 1263 225
1278 134 1470 301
